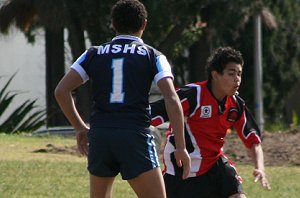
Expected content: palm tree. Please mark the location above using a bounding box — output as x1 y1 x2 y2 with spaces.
0 0 203 124
2 0 292 127
0 0 89 126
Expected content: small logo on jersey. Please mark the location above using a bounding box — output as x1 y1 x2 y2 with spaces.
200 105 212 118
227 108 239 122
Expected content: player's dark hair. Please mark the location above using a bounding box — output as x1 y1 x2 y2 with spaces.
206 47 244 81
111 0 147 34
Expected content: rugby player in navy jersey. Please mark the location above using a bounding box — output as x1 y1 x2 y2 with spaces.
151 47 271 198
54 0 190 197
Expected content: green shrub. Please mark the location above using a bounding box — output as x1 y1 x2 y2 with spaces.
264 120 289 133
292 111 298 128
0 73 46 133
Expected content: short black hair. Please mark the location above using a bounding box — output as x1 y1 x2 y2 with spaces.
111 0 147 34
206 46 244 81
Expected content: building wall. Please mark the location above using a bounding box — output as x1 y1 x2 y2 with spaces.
0 29 46 122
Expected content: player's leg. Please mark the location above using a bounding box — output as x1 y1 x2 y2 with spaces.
164 170 219 198
228 193 246 198
219 155 245 198
87 128 119 198
90 174 115 198
127 167 166 198
117 128 164 197
163 173 182 198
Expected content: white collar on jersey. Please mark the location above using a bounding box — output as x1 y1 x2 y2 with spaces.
112 35 144 43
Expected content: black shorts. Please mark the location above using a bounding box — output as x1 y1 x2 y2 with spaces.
87 127 160 180
164 156 244 198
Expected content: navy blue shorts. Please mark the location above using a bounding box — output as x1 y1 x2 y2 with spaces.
164 156 244 198
87 127 160 180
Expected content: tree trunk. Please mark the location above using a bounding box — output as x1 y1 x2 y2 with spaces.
66 7 91 123
188 5 211 83
188 36 210 82
45 28 68 126
158 19 191 57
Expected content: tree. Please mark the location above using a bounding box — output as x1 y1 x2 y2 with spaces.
0 0 208 125
163 0 300 124
204 0 300 123
0 0 69 126
261 0 300 123
1 0 299 126
0 0 95 126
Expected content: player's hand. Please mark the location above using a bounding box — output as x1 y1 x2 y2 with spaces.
174 148 191 180
76 127 89 156
253 169 271 190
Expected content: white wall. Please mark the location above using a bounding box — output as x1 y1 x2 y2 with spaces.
0 28 46 122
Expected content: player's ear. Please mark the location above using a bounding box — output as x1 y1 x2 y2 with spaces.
211 71 218 80
111 19 117 32
141 19 147 31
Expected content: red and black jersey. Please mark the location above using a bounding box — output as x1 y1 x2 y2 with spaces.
150 81 261 177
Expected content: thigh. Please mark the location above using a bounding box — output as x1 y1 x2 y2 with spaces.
90 174 115 198
165 157 244 198
163 173 183 198
87 127 120 177
164 173 217 198
228 193 247 198
128 168 166 198
219 156 244 197
88 127 160 180
114 128 160 180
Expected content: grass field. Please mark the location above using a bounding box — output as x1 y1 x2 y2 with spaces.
0 134 299 198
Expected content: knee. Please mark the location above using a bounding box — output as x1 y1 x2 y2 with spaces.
228 193 246 198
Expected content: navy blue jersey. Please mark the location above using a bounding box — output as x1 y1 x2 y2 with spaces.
71 35 173 129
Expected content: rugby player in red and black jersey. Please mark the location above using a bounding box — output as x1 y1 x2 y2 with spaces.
151 47 271 198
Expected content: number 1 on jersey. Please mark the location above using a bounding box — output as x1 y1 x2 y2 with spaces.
110 58 125 103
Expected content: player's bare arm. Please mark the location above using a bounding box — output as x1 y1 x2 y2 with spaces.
157 77 191 179
54 69 89 156
249 143 271 190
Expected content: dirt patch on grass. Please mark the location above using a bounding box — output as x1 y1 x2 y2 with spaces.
223 129 300 166
33 129 300 166
33 143 81 157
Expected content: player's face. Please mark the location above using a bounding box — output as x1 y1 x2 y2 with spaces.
215 62 242 97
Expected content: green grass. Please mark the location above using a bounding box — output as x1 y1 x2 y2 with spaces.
237 166 300 198
0 133 136 198
0 134 299 198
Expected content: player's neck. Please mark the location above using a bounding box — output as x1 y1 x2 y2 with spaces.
210 81 226 102
116 30 143 38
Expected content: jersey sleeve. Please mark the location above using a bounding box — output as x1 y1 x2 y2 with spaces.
177 84 201 117
150 99 168 126
150 84 200 126
70 47 97 83
233 99 262 149
153 55 174 84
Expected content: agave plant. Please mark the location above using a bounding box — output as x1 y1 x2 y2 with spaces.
0 73 46 133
